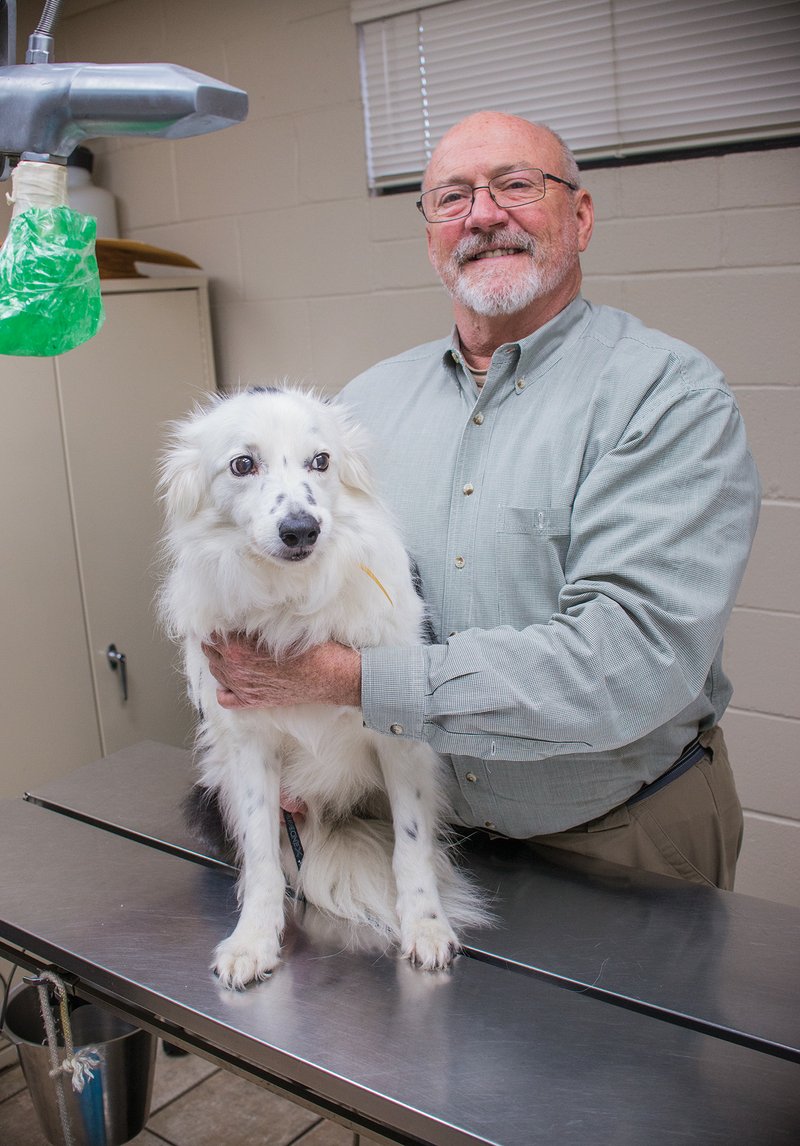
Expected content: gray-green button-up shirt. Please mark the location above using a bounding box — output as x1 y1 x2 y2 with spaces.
341 296 760 836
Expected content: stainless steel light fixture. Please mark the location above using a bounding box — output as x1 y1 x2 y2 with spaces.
0 0 248 180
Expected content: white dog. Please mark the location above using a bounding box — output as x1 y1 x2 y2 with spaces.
158 386 488 989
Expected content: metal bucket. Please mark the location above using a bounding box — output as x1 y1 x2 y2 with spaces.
3 983 156 1146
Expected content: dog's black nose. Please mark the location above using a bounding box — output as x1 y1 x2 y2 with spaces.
279 512 320 549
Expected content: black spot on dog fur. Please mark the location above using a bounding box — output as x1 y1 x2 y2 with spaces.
182 785 236 863
410 559 437 643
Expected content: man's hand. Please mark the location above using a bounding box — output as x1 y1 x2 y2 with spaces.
201 633 362 710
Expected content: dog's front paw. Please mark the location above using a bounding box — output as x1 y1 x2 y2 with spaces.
402 916 460 971
213 928 281 990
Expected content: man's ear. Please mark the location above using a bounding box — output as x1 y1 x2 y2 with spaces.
426 224 437 267
575 188 594 253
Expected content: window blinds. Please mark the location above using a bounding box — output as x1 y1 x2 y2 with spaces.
353 0 800 190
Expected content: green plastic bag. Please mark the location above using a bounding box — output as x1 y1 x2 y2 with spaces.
0 163 105 357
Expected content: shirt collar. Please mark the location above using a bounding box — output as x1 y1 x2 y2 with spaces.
444 295 591 386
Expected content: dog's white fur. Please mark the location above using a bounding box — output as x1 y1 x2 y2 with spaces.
159 386 487 988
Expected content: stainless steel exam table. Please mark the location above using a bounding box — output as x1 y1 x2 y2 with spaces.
1 740 798 1145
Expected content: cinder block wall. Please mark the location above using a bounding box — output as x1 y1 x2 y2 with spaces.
7 0 799 905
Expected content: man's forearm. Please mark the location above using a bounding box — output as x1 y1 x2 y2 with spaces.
203 635 362 710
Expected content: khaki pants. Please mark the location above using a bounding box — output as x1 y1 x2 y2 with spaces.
527 727 743 889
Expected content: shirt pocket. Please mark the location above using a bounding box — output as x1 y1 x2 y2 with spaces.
495 505 572 626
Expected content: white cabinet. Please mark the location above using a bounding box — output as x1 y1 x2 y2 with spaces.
0 276 216 797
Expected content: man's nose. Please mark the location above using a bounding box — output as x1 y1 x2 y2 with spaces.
468 185 510 228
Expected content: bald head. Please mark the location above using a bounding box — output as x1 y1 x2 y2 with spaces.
424 113 580 192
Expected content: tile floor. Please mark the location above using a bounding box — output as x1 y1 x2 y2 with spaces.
0 1034 378 1146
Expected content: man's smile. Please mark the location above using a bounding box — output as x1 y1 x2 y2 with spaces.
452 229 537 267
469 247 526 261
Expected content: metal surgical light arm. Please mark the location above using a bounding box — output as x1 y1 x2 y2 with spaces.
0 0 248 179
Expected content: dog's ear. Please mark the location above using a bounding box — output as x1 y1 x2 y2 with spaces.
336 414 376 497
158 424 207 521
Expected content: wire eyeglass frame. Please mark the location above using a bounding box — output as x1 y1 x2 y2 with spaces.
416 168 578 223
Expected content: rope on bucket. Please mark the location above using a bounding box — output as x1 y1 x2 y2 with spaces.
25 969 101 1146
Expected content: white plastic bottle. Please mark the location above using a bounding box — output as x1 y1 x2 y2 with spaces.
66 146 120 238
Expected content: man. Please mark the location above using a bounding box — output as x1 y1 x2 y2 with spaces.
204 112 760 888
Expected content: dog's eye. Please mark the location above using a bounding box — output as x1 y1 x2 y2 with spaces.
230 455 256 476
310 452 329 472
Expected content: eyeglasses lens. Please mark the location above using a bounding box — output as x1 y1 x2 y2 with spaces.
422 169 546 221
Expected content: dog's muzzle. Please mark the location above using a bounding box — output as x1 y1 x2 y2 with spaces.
278 511 321 559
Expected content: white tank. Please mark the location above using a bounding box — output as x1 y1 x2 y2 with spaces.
66 146 119 238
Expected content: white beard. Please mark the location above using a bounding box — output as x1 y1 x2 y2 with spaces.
434 225 575 317
453 262 557 317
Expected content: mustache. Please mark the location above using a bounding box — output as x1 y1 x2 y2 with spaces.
452 228 536 266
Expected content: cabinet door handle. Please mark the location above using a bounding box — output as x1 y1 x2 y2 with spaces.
106 644 128 702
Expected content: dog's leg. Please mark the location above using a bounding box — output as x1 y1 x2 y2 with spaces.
212 737 286 989
377 740 459 970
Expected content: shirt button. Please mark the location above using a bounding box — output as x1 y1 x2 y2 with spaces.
516 377 526 390
472 412 484 425
389 723 403 735
454 555 465 569
484 821 496 830
462 482 474 496
465 772 478 783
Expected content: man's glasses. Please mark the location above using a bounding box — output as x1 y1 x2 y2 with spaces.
416 168 578 223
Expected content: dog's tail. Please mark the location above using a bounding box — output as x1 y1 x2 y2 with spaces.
284 816 493 939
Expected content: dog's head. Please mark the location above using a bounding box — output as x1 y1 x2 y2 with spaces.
160 386 375 566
